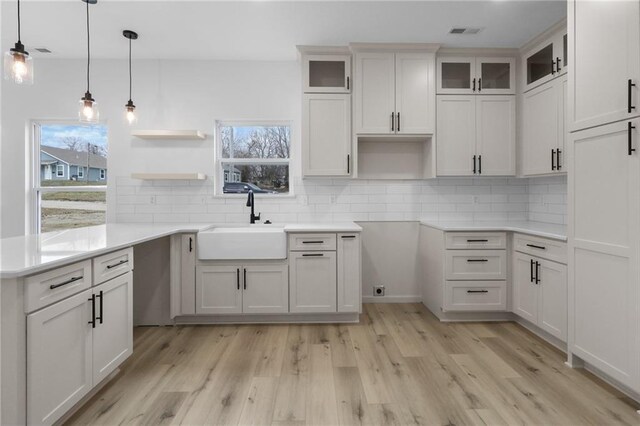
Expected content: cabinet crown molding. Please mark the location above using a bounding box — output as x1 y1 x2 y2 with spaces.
349 42 440 53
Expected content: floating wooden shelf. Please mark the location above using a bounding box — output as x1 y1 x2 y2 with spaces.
131 173 207 180
131 130 206 140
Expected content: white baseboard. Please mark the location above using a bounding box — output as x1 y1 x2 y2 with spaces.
174 312 359 324
362 295 422 303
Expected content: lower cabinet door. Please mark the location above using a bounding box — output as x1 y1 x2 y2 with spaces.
196 265 242 314
538 259 567 341
92 272 133 384
27 289 93 425
242 263 289 314
512 252 539 324
337 234 361 312
289 252 337 313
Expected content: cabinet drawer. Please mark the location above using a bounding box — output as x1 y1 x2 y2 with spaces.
93 248 134 285
445 250 507 280
445 232 507 250
289 233 336 251
443 281 507 312
513 233 567 264
25 260 92 313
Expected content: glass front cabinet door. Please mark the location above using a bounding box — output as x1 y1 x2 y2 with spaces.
303 55 351 93
523 30 567 92
438 56 515 95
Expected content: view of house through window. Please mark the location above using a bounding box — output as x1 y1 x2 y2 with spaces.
218 123 290 195
35 123 108 232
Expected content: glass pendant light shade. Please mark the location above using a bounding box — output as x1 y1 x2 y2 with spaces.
79 91 99 123
125 100 137 124
5 0 34 85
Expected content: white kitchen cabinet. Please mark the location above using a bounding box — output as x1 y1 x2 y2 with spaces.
302 94 351 176
289 251 337 313
437 56 515 95
523 28 567 93
196 265 242 314
302 54 351 93
196 263 288 315
242 264 288 314
436 95 515 176
512 252 539 324
27 289 93 425
569 0 640 131
568 119 640 388
522 77 567 176
355 50 435 135
92 272 133 384
337 234 361 313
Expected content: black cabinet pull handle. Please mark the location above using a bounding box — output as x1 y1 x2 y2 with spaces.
302 240 324 244
243 268 247 290
526 244 546 250
473 155 476 174
466 239 488 242
49 275 82 290
96 290 103 324
391 112 395 131
467 259 488 262
189 237 193 252
556 57 561 73
530 259 534 283
106 259 128 269
88 294 96 328
237 268 240 290
347 154 350 174
535 261 541 284
303 253 324 257
556 149 562 170
551 148 556 171
551 60 556 75
478 78 482 92
346 76 350 90
397 112 400 132
341 235 356 239
478 155 482 174
629 122 636 156
629 79 636 113
472 78 476 92
467 290 488 294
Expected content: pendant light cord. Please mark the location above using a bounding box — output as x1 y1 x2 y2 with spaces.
17 0 21 42
129 38 132 101
86 0 91 93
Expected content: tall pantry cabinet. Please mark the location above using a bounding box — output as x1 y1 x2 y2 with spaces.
567 0 640 391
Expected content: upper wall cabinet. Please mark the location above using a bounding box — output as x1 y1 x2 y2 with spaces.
303 54 351 93
353 46 437 135
569 0 640 132
437 56 515 95
523 29 567 93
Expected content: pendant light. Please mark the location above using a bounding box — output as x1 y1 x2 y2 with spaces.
79 0 99 123
123 30 138 125
4 0 34 85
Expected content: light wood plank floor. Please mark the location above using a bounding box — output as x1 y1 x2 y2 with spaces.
66 304 640 425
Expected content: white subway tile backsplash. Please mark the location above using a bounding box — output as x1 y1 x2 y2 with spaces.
115 175 568 225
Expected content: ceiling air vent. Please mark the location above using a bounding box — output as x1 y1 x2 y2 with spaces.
449 27 483 35
34 48 52 53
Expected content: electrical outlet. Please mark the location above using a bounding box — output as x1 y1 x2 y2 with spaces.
373 285 385 297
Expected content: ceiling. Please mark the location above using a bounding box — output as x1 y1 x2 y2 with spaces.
1 1 566 61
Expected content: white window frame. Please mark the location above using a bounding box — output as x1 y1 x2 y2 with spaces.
78 166 84 179
56 164 65 177
214 120 293 197
30 120 108 234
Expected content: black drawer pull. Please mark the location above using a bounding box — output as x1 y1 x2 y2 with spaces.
88 294 96 328
341 235 356 239
629 79 636 113
535 261 541 284
556 149 562 170
302 241 325 244
526 244 546 250
467 290 488 294
302 253 324 257
236 268 240 290
629 122 636 156
96 290 103 324
106 259 128 269
466 239 488 243
551 148 556 171
49 275 82 290
244 268 247 290
467 259 488 262
530 259 534 283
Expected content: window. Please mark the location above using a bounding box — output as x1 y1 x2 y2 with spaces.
216 122 291 195
32 122 108 233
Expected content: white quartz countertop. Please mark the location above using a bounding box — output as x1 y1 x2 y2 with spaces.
0 222 362 278
419 220 567 241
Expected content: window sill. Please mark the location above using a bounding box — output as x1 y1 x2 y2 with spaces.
213 193 296 199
